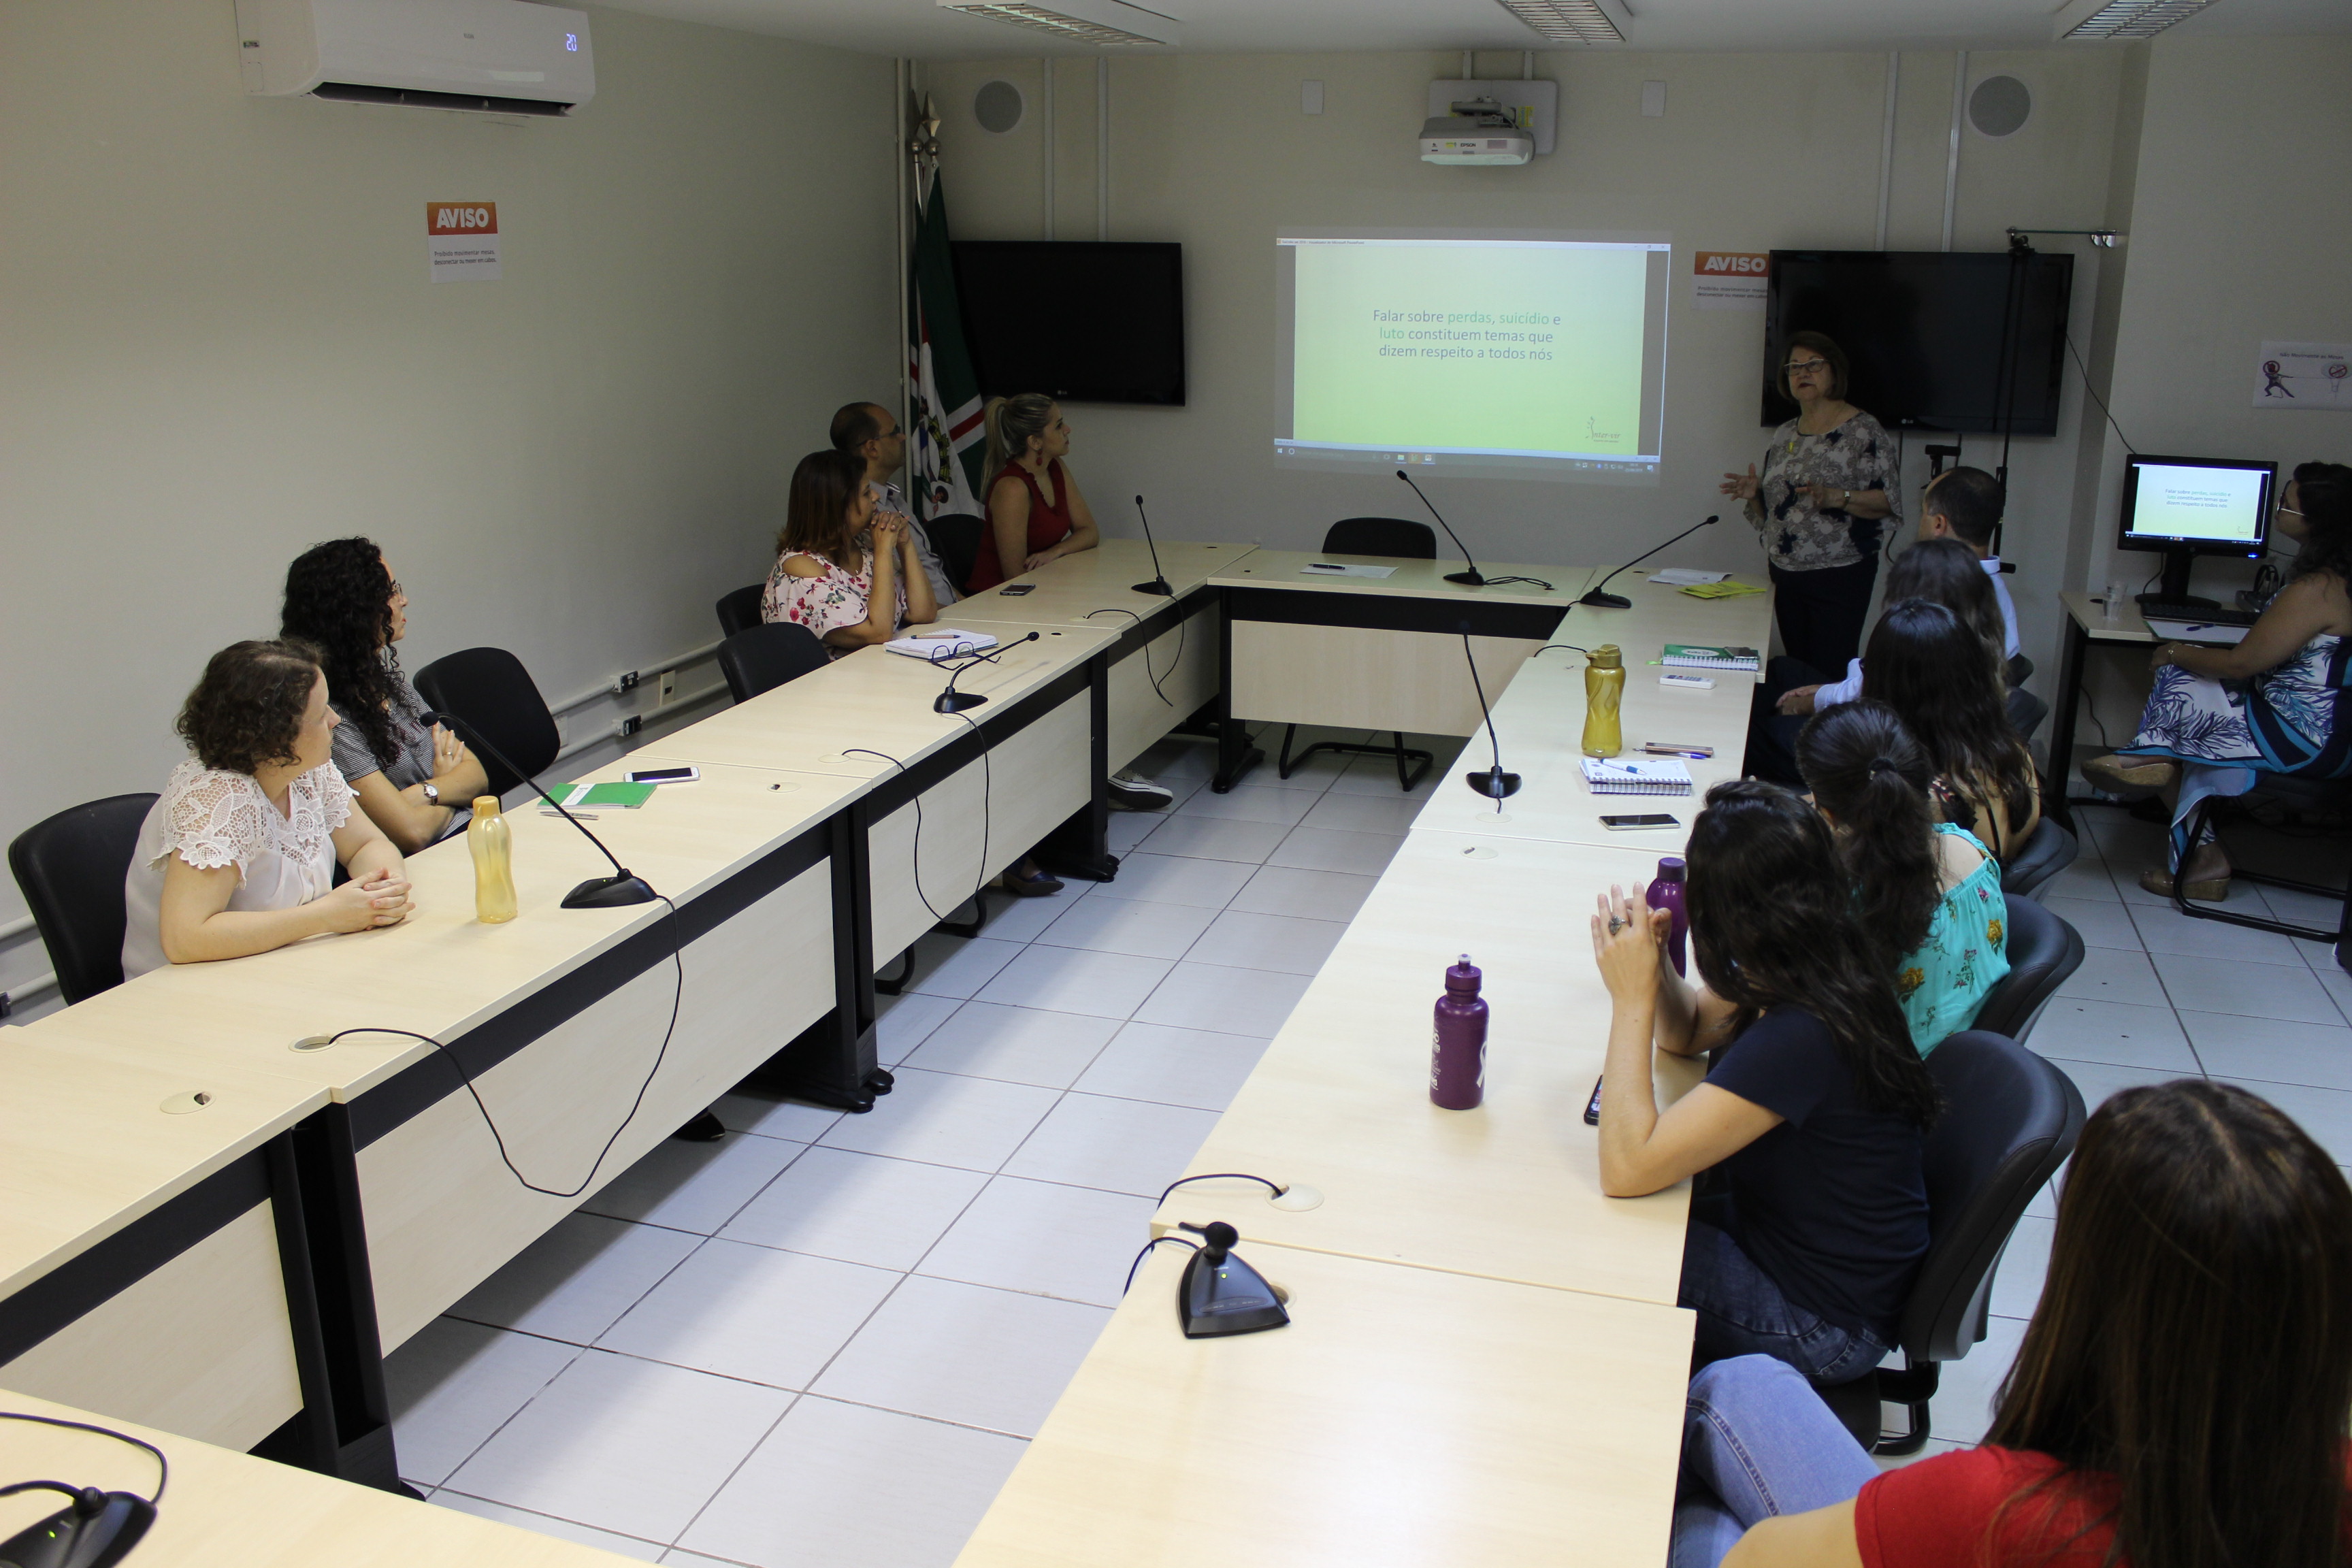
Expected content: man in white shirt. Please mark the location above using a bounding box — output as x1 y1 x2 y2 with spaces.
831 402 959 608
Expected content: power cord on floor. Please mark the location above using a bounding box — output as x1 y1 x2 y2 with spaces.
321 896 683 1199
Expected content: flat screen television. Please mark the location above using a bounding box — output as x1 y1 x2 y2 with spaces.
953 240 1186 406
1761 250 2074 434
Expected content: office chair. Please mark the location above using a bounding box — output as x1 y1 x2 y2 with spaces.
717 623 830 703
8 794 159 1006
412 648 562 800
1967 896 2084 1045
1999 819 2078 902
2006 685 2050 742
1277 518 1441 791
715 583 765 638
924 512 985 595
2167 774 2352 970
1816 1030 2085 1454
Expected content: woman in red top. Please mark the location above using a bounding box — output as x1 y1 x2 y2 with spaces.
1708 1079 2352 1568
966 393 1099 595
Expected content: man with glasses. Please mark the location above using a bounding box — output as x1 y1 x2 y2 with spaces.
831 401 958 607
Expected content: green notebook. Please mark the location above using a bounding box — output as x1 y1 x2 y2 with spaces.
545 781 656 809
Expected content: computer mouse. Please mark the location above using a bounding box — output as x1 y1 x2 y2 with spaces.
0 1490 154 1568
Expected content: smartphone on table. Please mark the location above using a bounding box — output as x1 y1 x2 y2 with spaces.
1000 584 1037 597
622 766 700 785
1599 813 1679 831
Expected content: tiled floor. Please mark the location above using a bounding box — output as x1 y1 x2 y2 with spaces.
1886 800 2352 1467
385 729 1460 1567
386 756 2352 1548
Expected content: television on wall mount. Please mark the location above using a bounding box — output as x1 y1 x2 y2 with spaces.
953 241 1186 407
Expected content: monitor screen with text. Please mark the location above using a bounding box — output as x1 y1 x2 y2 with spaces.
2120 457 2275 552
1273 231 1671 485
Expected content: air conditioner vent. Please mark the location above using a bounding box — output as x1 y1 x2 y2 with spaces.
314 81 570 116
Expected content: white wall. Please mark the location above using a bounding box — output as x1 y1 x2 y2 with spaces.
923 47 2129 693
0 1 900 1008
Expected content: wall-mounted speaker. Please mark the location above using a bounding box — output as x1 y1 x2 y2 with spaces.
974 78 1025 135
1968 75 2031 138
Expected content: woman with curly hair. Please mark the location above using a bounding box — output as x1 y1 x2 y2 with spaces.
122 640 412 978
281 538 487 853
2086 462 2352 900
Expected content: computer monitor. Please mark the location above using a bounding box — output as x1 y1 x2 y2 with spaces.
2117 453 2276 607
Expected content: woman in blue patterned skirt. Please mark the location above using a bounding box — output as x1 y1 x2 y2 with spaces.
2085 463 2352 901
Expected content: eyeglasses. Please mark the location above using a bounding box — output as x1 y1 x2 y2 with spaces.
1784 359 1831 376
387 581 405 598
2278 504 2304 516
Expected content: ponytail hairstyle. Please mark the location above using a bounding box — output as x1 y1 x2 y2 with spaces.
983 393 1057 478
779 449 868 565
1887 537 2006 675
1796 702 1942 970
1863 598 2037 836
2288 460 2352 588
1684 779 1941 1128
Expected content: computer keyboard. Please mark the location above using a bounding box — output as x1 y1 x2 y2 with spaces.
2138 600 2259 626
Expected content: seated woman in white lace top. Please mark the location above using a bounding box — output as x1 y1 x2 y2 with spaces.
122 639 414 979
762 448 937 655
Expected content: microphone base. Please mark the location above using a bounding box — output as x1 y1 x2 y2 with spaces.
934 691 990 713
562 872 659 909
1465 767 1522 801
1443 570 1488 587
1578 590 1633 610
1131 578 1175 596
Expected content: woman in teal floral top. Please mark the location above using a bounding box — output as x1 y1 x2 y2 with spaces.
1799 701 2009 1054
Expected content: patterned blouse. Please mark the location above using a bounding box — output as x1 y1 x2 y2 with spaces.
1892 824 2010 1056
1742 410 1904 572
761 544 906 657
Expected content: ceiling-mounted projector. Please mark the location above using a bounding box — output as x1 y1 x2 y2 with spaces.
1421 97 1534 165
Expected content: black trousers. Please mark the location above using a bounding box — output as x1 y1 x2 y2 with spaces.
1745 657 1828 786
1769 555 1880 675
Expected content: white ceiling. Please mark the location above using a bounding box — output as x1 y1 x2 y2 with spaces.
590 0 2352 60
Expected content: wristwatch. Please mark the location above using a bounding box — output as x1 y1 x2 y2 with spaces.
421 783 441 806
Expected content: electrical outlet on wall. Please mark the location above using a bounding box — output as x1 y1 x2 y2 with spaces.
658 670 677 705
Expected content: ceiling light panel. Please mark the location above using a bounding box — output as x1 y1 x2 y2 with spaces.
1493 0 1623 44
937 0 1181 47
2063 0 2226 38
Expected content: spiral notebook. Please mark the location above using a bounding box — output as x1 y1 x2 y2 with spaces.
1662 643 1761 671
1582 757 1695 796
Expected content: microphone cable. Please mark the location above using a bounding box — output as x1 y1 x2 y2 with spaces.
0 1411 167 1504
1083 606 1183 707
316 894 685 1200
1122 1235 1200 1296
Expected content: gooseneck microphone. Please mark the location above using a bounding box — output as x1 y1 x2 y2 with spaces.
1580 514 1720 610
1396 469 1488 586
1131 494 1174 597
1458 626 1520 805
419 709 657 909
932 632 1041 714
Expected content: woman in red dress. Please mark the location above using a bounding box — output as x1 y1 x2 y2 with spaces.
966 394 1099 595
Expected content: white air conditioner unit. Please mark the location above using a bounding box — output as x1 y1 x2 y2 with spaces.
233 0 594 116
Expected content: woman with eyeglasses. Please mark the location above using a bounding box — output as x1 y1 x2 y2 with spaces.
2083 461 2352 901
1722 332 1903 674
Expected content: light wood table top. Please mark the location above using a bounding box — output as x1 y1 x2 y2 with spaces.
950 540 1259 627
1209 548 1580 605
956 1241 1694 1568
0 1038 325 1301
0 1389 644 1567
16 758 862 1104
2061 588 2159 643
1150 831 1705 1307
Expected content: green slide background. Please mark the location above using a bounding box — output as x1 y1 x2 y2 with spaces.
1290 243 1650 455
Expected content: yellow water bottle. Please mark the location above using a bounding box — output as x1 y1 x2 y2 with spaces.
1583 644 1624 758
468 796 519 924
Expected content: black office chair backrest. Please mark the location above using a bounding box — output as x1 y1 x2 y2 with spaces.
8 793 159 1005
1901 1030 2085 1364
2006 686 2050 742
717 623 831 703
412 647 561 801
715 583 765 638
1324 518 1437 559
1999 818 2078 902
925 512 986 593
1968 896 2084 1044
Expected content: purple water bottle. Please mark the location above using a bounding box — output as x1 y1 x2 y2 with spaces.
1652 857 1690 978
1431 955 1488 1110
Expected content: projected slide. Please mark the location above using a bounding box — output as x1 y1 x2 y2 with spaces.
2125 462 2270 544
1274 231 1671 484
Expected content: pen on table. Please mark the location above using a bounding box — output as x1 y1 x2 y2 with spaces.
1304 561 1344 572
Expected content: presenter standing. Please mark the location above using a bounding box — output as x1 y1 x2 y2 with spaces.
968 394 1098 594
1721 331 1901 673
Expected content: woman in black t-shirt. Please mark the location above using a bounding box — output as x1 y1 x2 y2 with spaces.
1590 779 1940 1383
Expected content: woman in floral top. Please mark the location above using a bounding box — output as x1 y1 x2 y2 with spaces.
1798 701 2008 1055
763 448 938 656
1721 331 1903 674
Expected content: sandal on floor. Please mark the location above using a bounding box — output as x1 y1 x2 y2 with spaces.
1002 867 1064 898
2083 753 2178 798
2140 845 2231 903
